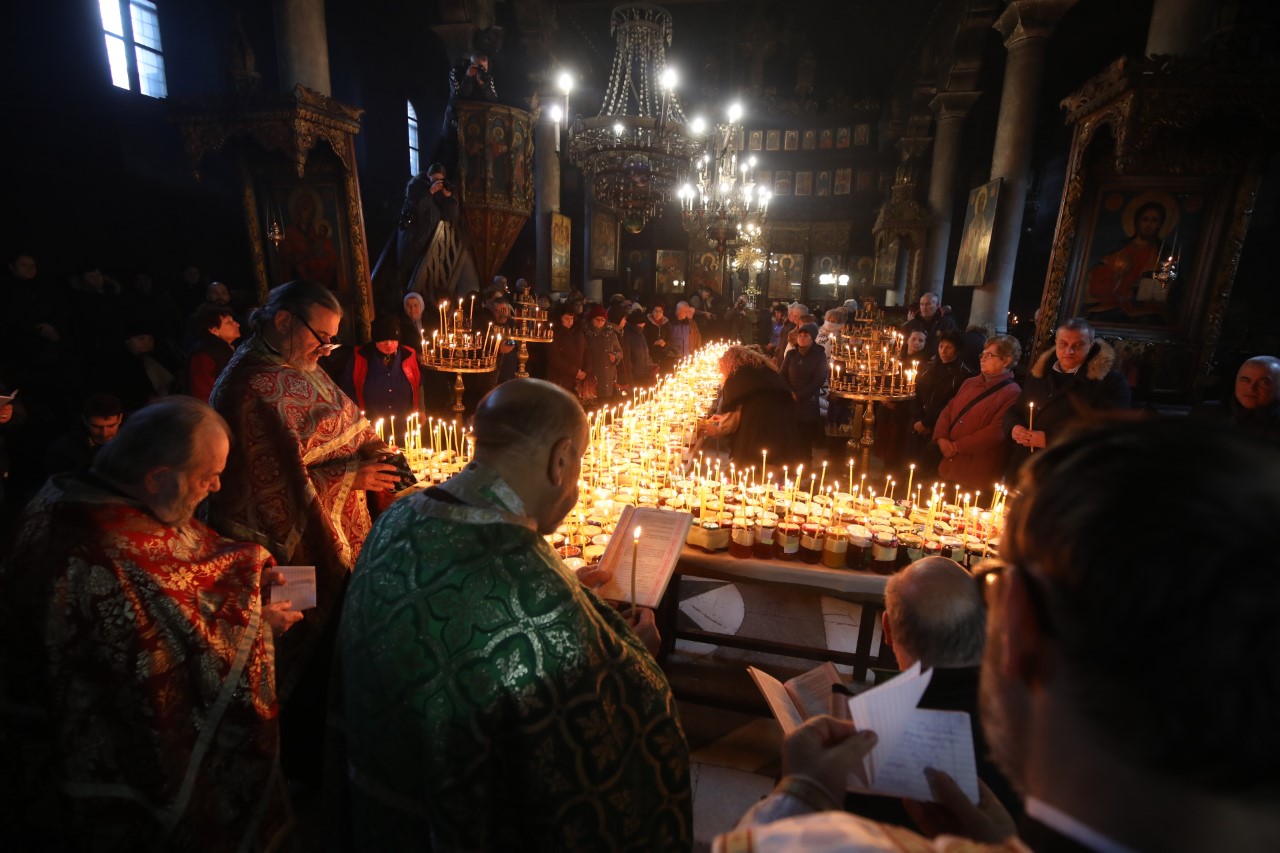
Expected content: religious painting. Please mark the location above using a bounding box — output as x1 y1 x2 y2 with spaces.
550 211 571 292
766 129 781 151
811 253 841 286
873 238 899 289
816 171 832 197
769 253 805 298
691 250 720 291
749 130 763 150
622 248 651 296
784 130 799 151
836 127 851 149
757 170 772 191
952 178 1002 288
834 168 852 195
819 129 834 150
854 124 871 146
1064 179 1214 332
802 129 816 151
795 171 813 197
267 180 351 296
588 206 619 277
856 170 874 192
655 249 688 294
774 170 793 196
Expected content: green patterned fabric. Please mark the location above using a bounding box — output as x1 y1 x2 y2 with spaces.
337 463 692 851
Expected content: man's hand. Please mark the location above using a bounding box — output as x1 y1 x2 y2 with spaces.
654 338 666 347
938 437 958 458
621 605 661 657
903 772 1016 843
575 561 614 590
912 420 928 435
576 369 587 381
782 716 878 805
261 570 304 636
354 459 400 491
1010 425 1046 449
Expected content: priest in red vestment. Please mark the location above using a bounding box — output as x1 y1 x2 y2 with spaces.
207 280 400 781
0 398 299 851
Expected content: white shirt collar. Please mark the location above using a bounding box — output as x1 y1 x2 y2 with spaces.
1025 796 1138 853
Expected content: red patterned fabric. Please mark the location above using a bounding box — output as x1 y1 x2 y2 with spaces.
0 474 292 851
208 335 380 698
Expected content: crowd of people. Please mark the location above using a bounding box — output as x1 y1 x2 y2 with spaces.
2 254 1279 851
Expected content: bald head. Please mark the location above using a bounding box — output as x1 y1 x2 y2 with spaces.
472 379 588 533
884 557 985 670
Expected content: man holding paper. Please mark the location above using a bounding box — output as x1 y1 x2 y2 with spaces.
0 398 300 850
335 378 692 851
721 418 1280 851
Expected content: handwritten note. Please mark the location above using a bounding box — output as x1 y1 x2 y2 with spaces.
844 663 979 803
596 506 693 608
268 565 317 610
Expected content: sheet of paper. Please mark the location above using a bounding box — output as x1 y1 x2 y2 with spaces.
844 709 978 803
786 661 843 720
596 506 693 608
268 565 317 610
747 666 806 734
846 662 932 789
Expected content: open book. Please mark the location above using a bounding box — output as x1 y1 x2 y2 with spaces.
595 505 693 609
749 662 979 804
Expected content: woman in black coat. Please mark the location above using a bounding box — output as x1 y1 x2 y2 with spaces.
780 323 828 459
704 345 804 471
908 329 972 469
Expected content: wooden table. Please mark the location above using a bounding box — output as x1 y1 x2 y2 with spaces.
656 546 896 686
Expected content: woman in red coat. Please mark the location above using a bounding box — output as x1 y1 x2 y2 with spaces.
931 334 1021 490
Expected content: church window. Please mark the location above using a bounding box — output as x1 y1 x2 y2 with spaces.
407 101 421 175
98 0 168 98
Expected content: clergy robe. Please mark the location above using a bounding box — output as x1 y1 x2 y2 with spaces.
0 473 291 851
335 463 693 851
209 333 380 699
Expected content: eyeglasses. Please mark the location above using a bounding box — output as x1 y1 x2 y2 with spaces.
296 313 341 354
979 351 1005 360
972 558 1056 637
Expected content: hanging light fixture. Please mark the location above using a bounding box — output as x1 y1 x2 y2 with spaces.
567 4 703 234
679 102 771 264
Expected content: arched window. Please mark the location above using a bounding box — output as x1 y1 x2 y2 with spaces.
98 0 168 98
407 101 420 176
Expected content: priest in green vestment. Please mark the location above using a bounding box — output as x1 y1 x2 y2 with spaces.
334 378 693 851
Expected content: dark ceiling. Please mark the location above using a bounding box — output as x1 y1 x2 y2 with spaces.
532 0 943 115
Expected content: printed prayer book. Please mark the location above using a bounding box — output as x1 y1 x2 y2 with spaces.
595 505 693 609
748 661 979 804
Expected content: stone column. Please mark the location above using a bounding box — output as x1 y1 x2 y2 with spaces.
1146 0 1217 57
922 91 980 299
969 0 1074 332
534 105 561 295
273 0 331 95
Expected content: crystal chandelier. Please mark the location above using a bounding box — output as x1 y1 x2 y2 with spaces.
678 103 771 257
567 4 703 234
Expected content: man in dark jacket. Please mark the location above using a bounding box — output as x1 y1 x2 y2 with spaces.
902 292 958 360
1003 317 1131 477
1194 355 1280 444
781 322 827 460
341 315 422 423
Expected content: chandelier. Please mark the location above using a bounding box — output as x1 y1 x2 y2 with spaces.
678 103 771 256
567 4 703 234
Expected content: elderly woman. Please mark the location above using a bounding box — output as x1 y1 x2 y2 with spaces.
703 345 803 470
582 305 623 403
931 334 1022 489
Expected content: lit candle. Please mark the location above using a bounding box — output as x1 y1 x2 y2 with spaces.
905 463 915 500
630 525 641 613
818 460 826 495
1027 401 1036 454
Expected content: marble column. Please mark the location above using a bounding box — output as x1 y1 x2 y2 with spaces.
273 0 331 95
534 107 561 295
922 91 980 299
969 0 1074 333
1146 0 1217 57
